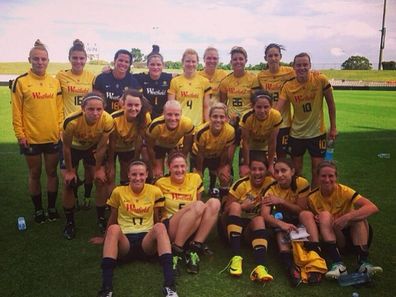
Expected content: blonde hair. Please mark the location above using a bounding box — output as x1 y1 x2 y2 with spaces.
29 39 48 57
209 102 227 117
203 47 219 59
182 48 199 63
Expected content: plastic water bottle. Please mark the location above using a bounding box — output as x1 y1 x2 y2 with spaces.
272 206 283 220
325 139 335 160
17 216 26 231
377 153 390 159
338 272 370 287
352 292 359 297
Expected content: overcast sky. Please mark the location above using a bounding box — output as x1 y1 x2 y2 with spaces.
0 0 395 69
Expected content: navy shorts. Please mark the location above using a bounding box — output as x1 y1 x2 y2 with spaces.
20 142 60 156
190 154 221 172
154 146 175 159
288 134 326 158
120 232 150 262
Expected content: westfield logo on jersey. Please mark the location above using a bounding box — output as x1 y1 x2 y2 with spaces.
180 91 199 98
171 193 193 201
125 203 150 213
68 86 90 94
32 92 54 99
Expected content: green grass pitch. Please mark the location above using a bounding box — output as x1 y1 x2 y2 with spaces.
0 87 395 296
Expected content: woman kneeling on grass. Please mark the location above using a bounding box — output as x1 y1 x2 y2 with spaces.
299 161 382 280
261 158 310 286
155 152 220 275
92 160 178 297
219 158 274 283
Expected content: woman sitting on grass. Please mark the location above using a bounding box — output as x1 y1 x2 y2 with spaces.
261 158 310 286
155 152 220 275
299 160 382 280
92 160 178 297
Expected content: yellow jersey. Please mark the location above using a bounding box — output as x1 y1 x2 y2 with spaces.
219 71 260 118
155 173 204 219
11 70 63 144
257 66 294 128
240 108 282 150
280 72 332 138
229 175 275 218
63 110 114 150
168 74 211 126
111 110 151 152
265 176 310 206
146 115 194 148
56 69 95 117
193 122 235 158
107 184 165 234
308 184 362 218
198 69 228 104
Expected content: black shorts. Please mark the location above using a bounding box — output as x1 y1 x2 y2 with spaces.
115 150 135 163
239 150 267 166
64 146 97 168
20 142 60 156
190 154 221 172
288 134 326 158
230 117 241 146
276 127 290 156
154 146 175 159
120 232 150 262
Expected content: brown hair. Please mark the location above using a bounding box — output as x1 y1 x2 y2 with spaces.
146 44 164 64
274 158 298 192
120 89 151 130
293 52 311 65
167 151 187 167
81 91 106 107
230 46 247 59
251 89 273 106
69 39 86 58
203 46 219 59
316 160 337 176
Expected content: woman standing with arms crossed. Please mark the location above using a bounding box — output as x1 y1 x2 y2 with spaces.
11 39 63 223
257 43 295 159
62 92 114 239
94 49 141 114
133 45 172 119
168 48 211 127
219 46 261 172
57 39 96 209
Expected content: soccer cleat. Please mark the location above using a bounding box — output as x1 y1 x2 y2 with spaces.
98 217 107 234
325 262 348 279
97 288 113 297
190 241 214 256
63 222 76 240
250 265 273 282
47 208 60 222
162 286 178 297
224 255 243 276
185 251 200 274
34 209 46 224
357 262 383 276
289 265 303 287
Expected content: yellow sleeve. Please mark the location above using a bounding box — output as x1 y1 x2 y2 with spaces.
168 77 177 95
56 80 64 131
11 80 25 140
107 187 121 208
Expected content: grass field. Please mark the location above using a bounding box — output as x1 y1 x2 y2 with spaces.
1 62 396 81
1 88 395 297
